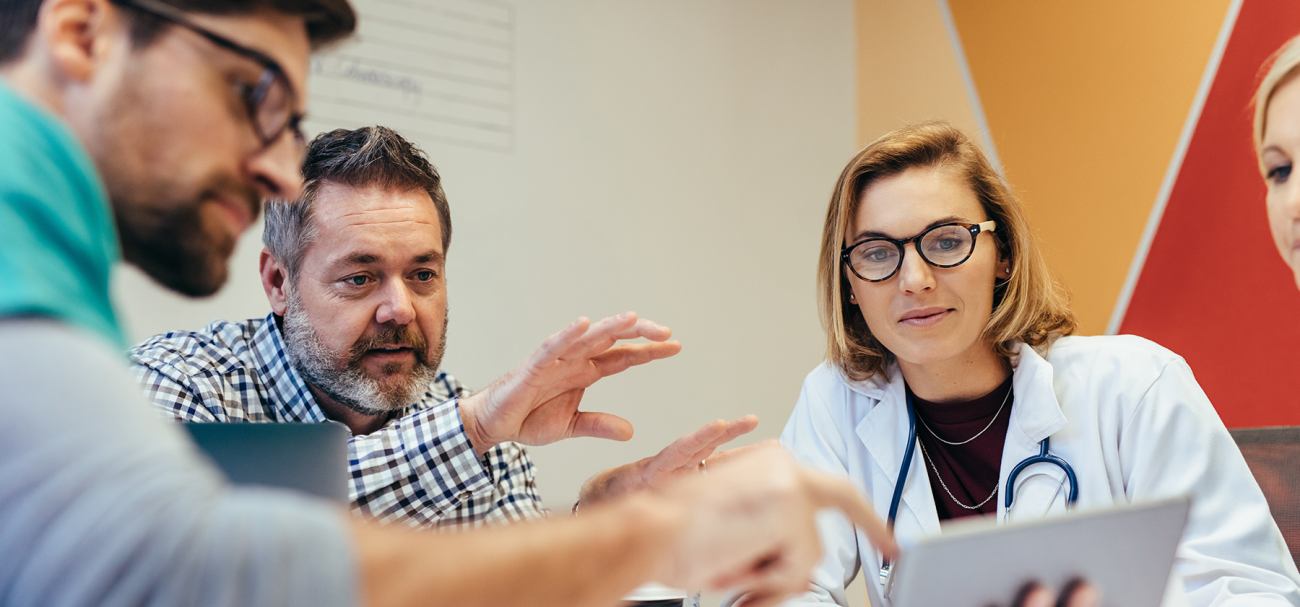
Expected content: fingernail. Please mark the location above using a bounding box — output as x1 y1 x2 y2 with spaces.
1076 584 1100 606
1027 590 1053 607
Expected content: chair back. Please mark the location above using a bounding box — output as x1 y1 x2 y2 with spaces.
1229 426 1300 566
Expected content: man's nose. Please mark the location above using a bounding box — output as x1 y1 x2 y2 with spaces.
246 132 304 202
897 244 936 294
375 280 417 326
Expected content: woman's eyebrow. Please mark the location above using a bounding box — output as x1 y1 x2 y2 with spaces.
851 215 968 242
1260 144 1287 159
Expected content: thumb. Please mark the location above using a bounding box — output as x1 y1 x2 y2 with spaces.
570 411 634 441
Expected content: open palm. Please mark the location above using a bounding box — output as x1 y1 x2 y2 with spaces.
460 312 681 453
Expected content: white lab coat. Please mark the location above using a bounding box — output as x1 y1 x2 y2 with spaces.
779 335 1300 606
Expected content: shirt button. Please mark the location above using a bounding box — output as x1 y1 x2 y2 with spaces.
459 491 471 500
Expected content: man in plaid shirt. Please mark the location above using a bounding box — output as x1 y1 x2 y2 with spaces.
129 125 756 529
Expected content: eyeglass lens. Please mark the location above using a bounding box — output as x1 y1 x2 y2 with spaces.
251 71 290 141
846 224 977 281
247 70 307 162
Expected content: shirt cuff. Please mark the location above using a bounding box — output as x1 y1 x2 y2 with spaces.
397 396 495 511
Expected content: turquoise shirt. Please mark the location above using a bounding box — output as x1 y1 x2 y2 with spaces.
0 80 124 347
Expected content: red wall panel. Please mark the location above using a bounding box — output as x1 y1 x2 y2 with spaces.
1120 0 1300 427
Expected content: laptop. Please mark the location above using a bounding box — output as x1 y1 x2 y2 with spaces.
183 421 350 504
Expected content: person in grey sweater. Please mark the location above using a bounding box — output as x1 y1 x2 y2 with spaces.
0 1 896 607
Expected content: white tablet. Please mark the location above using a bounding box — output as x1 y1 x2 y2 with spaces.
883 496 1191 607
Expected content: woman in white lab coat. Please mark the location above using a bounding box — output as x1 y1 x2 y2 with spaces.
779 121 1300 606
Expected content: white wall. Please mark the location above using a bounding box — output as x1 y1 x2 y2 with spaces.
115 0 855 522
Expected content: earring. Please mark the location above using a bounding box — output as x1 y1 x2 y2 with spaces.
849 292 856 302
1005 267 1012 275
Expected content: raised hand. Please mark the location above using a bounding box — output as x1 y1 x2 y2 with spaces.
578 416 769 505
459 312 681 454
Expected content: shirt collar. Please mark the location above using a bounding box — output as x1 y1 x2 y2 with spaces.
249 312 327 422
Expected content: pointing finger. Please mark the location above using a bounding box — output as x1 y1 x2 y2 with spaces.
799 468 897 558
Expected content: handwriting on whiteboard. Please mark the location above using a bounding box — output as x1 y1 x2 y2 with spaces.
305 0 514 152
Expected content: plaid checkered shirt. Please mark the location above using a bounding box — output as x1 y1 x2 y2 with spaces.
127 313 546 529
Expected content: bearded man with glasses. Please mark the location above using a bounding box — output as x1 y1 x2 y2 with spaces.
0 1 896 606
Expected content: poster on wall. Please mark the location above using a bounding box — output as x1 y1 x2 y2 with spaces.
1117 0 1300 427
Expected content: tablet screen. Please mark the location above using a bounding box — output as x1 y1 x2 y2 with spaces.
888 497 1190 607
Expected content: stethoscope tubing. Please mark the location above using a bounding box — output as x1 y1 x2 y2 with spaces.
887 390 1079 529
885 398 918 529
1003 436 1079 508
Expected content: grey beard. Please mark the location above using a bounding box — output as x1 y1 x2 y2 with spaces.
281 288 446 416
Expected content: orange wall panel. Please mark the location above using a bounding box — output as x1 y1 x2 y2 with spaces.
856 0 979 145
946 0 1230 334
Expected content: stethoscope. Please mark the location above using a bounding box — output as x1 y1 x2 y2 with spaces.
876 388 1079 592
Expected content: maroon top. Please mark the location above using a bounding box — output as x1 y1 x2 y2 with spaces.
908 376 1013 520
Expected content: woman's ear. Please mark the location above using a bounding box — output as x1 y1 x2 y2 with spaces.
997 258 1012 279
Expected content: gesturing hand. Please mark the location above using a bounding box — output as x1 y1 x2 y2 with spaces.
459 312 681 455
655 448 897 606
639 416 764 486
578 416 769 505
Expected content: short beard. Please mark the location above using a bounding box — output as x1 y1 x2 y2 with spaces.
281 287 448 415
115 182 253 298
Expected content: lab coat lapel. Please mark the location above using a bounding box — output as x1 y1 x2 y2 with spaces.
998 342 1070 523
854 369 942 538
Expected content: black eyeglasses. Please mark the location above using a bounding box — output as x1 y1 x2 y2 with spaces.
110 0 306 153
841 220 997 282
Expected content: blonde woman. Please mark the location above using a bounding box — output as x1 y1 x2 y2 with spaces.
1257 36 1300 291
779 122 1299 606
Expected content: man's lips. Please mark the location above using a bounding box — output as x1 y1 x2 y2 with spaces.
898 307 952 327
367 345 414 355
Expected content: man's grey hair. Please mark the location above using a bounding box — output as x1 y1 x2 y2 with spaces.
263 126 451 280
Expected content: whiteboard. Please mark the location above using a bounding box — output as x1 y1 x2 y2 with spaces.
305 0 515 151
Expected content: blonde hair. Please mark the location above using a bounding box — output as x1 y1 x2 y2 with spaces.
1254 35 1300 161
817 121 1077 382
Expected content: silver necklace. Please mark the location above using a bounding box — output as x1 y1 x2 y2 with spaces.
918 440 999 510
916 385 1011 446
